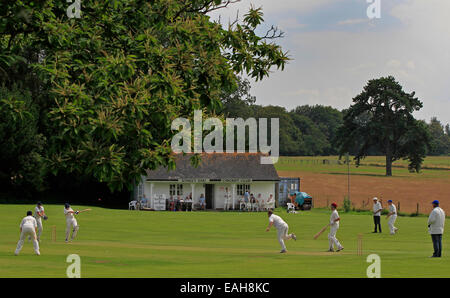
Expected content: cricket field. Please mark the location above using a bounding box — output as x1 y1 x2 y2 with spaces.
1 204 449 278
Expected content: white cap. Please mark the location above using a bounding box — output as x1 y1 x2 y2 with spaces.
373 197 378 201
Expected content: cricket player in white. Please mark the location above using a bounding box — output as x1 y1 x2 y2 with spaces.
386 200 398 235
15 211 40 256
34 201 45 241
266 210 296 253
328 203 344 252
64 203 79 242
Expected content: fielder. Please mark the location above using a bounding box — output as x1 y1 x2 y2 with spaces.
15 211 40 256
328 203 344 252
266 210 297 253
64 203 79 243
34 201 46 241
386 200 398 235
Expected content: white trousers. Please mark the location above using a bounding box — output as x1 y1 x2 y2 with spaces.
36 217 43 240
388 215 397 234
328 224 343 250
66 218 79 241
15 226 40 255
277 224 292 251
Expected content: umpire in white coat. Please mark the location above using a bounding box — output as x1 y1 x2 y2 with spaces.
428 200 445 258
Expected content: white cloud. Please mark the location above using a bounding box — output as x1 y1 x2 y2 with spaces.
278 18 307 31
213 0 450 124
208 0 341 23
337 18 368 26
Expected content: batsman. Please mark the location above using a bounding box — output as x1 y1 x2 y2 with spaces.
328 202 344 252
64 203 91 242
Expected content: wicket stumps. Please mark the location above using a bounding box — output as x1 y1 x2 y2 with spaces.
51 225 56 242
357 233 363 256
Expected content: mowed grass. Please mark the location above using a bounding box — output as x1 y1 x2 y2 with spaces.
1 204 449 278
275 156 450 179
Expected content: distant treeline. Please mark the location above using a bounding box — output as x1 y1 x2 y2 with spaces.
220 79 450 157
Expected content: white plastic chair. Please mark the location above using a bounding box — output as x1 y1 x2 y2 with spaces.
239 198 247 211
251 200 259 212
287 203 296 213
245 201 252 212
128 200 138 210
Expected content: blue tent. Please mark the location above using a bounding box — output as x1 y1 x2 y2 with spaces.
290 191 312 206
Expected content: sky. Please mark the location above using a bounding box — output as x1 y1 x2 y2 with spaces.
209 0 450 125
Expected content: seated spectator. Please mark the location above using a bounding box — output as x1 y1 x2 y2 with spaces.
177 195 184 211
199 194 206 210
173 195 180 211
168 195 175 211
185 193 193 211
140 195 148 208
267 194 275 208
244 191 250 203
250 193 257 204
290 193 299 208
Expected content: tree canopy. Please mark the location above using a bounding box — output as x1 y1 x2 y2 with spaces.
0 0 289 193
335 76 431 176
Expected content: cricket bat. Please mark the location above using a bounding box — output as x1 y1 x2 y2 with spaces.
77 208 92 214
313 223 330 240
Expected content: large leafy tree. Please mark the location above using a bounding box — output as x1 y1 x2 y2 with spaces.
0 85 46 192
335 76 430 176
291 105 343 155
0 0 288 192
428 117 450 155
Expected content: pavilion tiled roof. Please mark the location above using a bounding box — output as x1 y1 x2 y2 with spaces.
145 153 279 181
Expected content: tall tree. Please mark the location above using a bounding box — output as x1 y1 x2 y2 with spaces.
0 85 46 192
335 76 430 176
291 105 343 155
428 117 450 155
0 1 289 192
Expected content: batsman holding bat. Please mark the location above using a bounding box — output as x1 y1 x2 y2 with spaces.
64 203 90 243
327 202 344 252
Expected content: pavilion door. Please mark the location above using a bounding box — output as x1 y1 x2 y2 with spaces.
205 184 214 209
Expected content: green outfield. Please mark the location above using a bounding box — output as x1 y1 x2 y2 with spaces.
0 204 448 278
275 156 450 179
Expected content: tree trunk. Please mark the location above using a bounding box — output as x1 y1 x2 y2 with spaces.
386 154 393 176
385 140 393 176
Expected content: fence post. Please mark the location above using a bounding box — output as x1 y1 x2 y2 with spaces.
397 201 400 212
416 203 419 215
